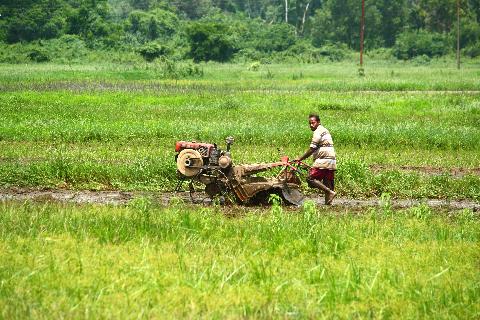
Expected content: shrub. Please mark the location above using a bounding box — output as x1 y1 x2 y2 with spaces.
151 58 204 78
463 43 480 58
27 48 50 62
393 29 451 59
411 54 431 65
0 43 29 63
253 23 296 53
280 42 350 63
232 48 265 63
317 42 349 61
366 47 394 60
248 61 260 71
138 42 170 61
53 35 89 61
183 62 204 77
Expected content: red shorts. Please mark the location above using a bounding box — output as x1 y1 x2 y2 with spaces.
309 168 335 181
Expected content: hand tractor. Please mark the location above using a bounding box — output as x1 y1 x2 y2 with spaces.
174 137 307 205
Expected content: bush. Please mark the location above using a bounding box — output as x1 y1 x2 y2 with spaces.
138 42 170 61
46 35 89 62
317 42 350 61
27 48 50 62
290 41 352 62
232 40 354 64
366 48 394 60
0 43 29 63
393 29 451 59
0 35 92 64
248 61 260 71
232 48 265 63
411 54 431 65
463 44 480 58
253 23 296 53
152 58 204 78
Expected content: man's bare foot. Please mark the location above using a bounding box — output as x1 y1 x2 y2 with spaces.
325 191 336 205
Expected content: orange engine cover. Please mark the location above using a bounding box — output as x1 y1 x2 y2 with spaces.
175 141 215 158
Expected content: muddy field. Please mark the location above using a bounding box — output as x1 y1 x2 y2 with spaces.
1 189 478 211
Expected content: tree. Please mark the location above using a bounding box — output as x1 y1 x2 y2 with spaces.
66 0 112 40
185 21 236 61
407 0 458 33
376 0 408 47
3 0 66 43
169 0 213 19
310 0 383 49
126 8 179 42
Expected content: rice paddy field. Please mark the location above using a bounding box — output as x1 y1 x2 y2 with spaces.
0 60 479 318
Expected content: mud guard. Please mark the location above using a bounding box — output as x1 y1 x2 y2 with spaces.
281 187 305 206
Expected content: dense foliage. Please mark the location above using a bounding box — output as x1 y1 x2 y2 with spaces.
185 21 236 62
0 0 479 62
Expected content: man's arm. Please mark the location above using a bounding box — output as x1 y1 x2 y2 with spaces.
295 148 315 162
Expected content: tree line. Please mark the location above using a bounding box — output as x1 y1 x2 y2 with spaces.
0 0 479 62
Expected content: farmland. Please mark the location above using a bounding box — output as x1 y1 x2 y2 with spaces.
1 61 480 199
0 60 479 318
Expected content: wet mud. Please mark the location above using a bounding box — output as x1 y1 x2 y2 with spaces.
0 189 478 211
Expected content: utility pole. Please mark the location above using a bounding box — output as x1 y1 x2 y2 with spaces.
457 0 460 69
359 0 365 76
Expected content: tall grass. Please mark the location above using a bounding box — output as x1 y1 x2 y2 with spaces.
1 61 480 91
0 201 478 318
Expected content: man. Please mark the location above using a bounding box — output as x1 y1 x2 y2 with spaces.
295 113 336 205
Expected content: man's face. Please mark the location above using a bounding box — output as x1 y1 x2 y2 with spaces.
309 117 319 131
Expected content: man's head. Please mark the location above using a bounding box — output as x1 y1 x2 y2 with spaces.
308 113 321 131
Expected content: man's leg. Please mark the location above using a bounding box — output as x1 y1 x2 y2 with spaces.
323 178 334 191
307 169 336 205
323 178 335 205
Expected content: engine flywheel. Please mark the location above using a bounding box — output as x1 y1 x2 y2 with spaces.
177 149 203 177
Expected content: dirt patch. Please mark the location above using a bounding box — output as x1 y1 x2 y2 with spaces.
0 189 478 211
0 189 135 205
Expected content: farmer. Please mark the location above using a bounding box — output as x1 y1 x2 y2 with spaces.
295 113 336 205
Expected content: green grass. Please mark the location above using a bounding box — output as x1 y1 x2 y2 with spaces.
0 200 478 319
0 87 478 199
1 60 480 91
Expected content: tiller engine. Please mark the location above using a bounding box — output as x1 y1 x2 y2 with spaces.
174 137 306 205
